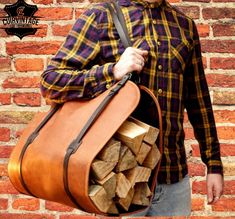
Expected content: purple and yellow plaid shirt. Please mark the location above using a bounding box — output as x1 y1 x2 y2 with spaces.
40 0 223 184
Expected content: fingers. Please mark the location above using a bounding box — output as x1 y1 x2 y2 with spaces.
112 47 149 80
207 182 214 204
207 173 224 205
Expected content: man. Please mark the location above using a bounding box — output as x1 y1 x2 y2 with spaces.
40 0 223 216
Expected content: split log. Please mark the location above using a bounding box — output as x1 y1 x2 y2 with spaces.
116 145 137 172
91 159 116 180
97 138 121 163
116 172 131 198
129 117 159 145
136 142 151 165
96 172 116 198
142 144 161 170
132 183 151 206
107 201 119 214
125 166 151 187
89 185 112 213
115 120 147 155
117 187 135 211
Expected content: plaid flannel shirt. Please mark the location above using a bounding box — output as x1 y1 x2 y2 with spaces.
40 0 223 184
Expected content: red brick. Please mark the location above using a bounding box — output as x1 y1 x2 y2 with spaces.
191 144 200 157
210 58 235 70
0 57 11 71
217 127 235 140
12 198 40 211
0 213 55 219
213 91 235 105
184 128 195 140
30 24 48 38
0 111 35 124
0 178 19 194
192 180 207 194
213 0 235 1
176 6 200 19
0 198 8 210
206 74 235 87
192 198 205 211
201 40 235 53
0 146 13 158
193 180 235 195
220 144 235 156
0 128 10 142
13 93 41 107
202 56 207 69
52 24 73 37
188 162 206 177
3 77 40 88
223 180 235 195
15 58 44 72
0 163 8 177
212 23 235 37
214 110 235 123
212 198 235 211
35 8 73 20
45 201 73 211
184 0 210 2
59 216 98 219
6 41 62 55
197 24 210 37
0 93 11 105
0 0 17 3
32 0 52 4
202 8 235 19
75 9 85 19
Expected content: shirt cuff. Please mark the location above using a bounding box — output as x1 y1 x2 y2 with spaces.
93 62 116 95
206 160 223 176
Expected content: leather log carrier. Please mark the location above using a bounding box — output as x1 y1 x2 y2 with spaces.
8 2 163 216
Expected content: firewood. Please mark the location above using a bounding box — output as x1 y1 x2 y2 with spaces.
97 138 121 163
116 172 131 198
91 159 116 180
129 117 159 145
125 166 151 187
117 187 135 211
136 142 151 165
107 201 119 214
89 185 112 213
116 145 137 172
115 120 147 155
95 172 116 198
142 144 161 170
132 183 151 206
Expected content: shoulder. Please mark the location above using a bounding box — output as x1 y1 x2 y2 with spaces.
79 3 112 24
164 1 197 37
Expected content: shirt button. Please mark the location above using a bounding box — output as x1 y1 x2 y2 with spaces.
158 65 162 70
153 20 157 25
158 89 163 94
106 84 111 89
157 41 161 46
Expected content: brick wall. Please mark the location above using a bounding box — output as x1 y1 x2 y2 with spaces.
0 0 234 218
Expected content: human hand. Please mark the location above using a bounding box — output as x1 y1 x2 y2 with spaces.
112 47 148 81
207 173 224 204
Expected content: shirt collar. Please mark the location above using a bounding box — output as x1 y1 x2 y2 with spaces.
118 0 165 8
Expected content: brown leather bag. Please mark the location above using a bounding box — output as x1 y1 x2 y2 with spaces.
8 2 163 216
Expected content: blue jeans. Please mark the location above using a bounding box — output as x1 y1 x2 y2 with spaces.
128 175 191 217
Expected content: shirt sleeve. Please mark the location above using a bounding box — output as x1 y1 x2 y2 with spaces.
184 21 223 175
40 6 116 103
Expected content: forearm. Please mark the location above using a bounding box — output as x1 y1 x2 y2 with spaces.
40 62 115 103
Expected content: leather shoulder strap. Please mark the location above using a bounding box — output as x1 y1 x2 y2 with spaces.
107 2 132 48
